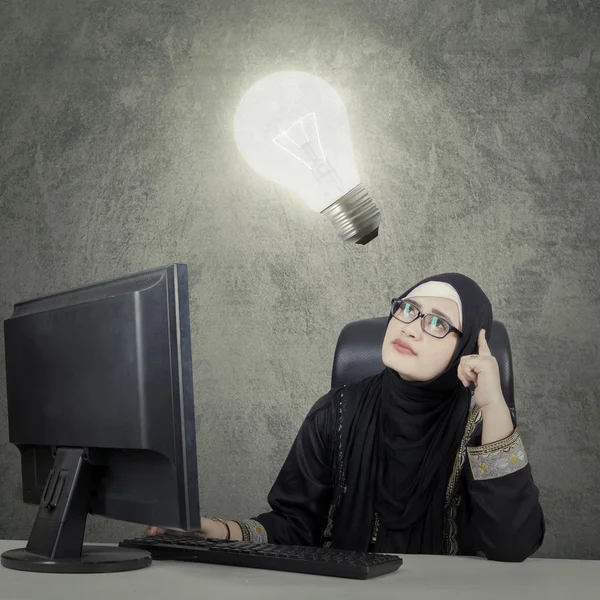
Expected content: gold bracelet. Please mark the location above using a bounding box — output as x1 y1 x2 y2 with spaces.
211 517 231 540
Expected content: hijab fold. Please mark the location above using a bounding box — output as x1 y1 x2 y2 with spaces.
329 273 493 554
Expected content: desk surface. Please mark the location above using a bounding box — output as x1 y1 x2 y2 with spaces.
0 540 598 600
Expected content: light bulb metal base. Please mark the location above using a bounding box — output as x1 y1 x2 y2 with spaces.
320 183 380 245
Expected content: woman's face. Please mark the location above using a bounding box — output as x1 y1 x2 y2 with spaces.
382 296 462 382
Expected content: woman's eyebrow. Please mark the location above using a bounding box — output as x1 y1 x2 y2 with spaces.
406 298 455 325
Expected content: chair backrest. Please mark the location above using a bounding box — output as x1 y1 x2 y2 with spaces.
331 318 516 424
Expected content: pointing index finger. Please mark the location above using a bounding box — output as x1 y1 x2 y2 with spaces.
478 329 492 355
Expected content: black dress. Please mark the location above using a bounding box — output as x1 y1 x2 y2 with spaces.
252 382 545 562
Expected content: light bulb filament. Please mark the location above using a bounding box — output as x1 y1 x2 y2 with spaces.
272 113 326 169
273 112 345 197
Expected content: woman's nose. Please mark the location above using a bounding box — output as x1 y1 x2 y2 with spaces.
402 318 422 338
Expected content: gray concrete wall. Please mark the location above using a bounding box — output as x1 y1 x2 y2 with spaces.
1 0 598 559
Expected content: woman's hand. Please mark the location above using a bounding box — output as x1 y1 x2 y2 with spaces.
457 329 506 410
145 517 233 540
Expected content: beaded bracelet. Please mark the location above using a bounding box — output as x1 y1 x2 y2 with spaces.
234 519 251 542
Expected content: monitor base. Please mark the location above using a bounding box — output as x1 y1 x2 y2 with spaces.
1 544 151 573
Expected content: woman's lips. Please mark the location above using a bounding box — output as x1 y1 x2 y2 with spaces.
393 341 416 355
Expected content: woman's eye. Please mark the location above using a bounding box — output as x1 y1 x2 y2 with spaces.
433 318 448 330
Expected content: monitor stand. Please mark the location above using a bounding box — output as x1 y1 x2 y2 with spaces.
1 447 151 573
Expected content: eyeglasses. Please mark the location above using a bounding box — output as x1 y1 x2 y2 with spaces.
389 298 463 339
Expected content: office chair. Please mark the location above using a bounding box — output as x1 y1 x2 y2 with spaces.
331 318 517 425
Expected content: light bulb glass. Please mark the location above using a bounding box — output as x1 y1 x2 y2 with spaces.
233 71 361 212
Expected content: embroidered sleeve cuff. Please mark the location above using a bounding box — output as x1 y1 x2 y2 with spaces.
467 429 528 481
235 519 268 543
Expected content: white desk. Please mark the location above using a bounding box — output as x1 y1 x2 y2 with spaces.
0 540 598 600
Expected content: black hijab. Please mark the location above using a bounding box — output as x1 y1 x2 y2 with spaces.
329 273 493 554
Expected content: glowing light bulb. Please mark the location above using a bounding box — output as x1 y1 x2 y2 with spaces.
233 71 380 244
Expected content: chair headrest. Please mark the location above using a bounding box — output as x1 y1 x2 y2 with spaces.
331 318 516 422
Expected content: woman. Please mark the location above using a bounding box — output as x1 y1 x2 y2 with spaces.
147 272 545 561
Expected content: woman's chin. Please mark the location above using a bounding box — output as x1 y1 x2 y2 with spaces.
388 366 415 381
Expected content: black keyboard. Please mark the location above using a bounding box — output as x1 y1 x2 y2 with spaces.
119 535 403 580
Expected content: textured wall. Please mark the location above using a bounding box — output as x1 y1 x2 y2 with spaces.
0 0 598 559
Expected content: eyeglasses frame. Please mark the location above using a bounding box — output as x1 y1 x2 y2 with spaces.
389 297 463 339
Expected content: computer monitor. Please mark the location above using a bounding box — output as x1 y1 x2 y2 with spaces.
1 264 201 573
